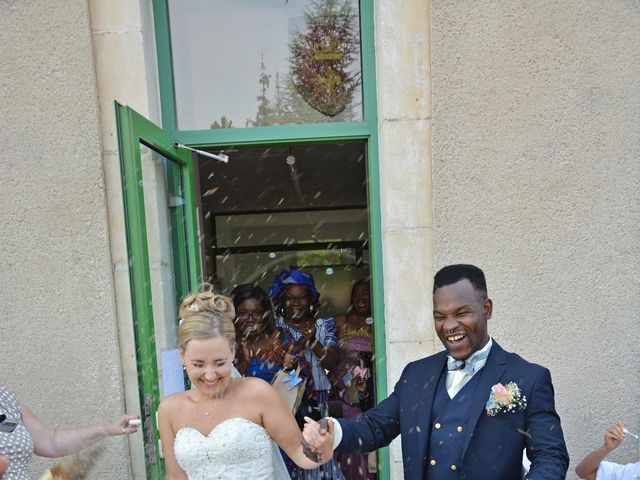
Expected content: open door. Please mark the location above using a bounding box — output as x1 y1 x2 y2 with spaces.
116 102 202 479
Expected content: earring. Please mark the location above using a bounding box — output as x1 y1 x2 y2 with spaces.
309 305 314 312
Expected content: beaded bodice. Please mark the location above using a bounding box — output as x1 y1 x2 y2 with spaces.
174 417 274 479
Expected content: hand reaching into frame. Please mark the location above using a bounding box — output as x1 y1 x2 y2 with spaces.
603 421 625 452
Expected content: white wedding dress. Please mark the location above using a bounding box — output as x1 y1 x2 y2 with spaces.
173 417 290 479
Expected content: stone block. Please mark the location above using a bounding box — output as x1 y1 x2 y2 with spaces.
382 229 434 342
375 0 431 121
378 118 432 230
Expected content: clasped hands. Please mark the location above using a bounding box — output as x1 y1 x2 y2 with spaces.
301 416 335 464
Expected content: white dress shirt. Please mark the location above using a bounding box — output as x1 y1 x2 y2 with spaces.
446 337 493 398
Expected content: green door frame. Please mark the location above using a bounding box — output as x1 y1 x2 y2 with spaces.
116 102 202 479
151 0 389 477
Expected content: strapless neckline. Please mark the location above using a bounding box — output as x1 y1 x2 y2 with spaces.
175 417 262 438
173 416 276 479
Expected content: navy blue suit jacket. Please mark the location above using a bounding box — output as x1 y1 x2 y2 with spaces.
336 341 569 480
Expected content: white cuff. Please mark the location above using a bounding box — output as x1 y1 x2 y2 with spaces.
330 417 343 449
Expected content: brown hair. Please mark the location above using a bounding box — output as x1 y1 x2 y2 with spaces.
178 285 236 351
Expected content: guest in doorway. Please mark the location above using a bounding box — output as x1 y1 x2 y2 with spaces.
330 279 376 479
230 283 295 382
269 268 343 480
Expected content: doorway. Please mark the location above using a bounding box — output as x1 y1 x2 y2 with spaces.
196 141 370 315
196 140 379 478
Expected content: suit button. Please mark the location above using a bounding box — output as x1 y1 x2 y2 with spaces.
451 465 457 471
430 459 436 466
457 426 463 432
434 423 441 429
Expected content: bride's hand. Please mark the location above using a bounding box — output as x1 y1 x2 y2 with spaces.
302 417 334 464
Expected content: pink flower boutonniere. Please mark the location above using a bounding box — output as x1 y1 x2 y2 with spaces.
485 382 527 416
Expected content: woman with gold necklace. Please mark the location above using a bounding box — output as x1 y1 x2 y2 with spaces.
157 286 332 480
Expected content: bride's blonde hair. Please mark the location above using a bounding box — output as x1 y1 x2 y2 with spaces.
178 284 236 351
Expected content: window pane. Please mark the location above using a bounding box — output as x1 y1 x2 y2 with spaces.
168 0 363 130
139 143 187 397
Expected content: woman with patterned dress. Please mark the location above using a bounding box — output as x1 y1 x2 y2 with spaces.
330 279 376 480
269 268 345 480
230 283 298 478
0 383 138 480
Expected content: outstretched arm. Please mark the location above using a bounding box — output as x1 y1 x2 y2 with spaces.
259 382 332 469
523 368 570 479
21 405 138 458
575 422 625 480
336 389 401 453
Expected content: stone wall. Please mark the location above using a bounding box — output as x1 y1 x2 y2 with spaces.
0 0 132 478
430 1 640 476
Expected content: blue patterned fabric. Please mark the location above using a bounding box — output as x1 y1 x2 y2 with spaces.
268 268 320 303
244 356 282 383
276 316 337 392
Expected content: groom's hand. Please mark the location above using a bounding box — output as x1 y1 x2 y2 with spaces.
302 417 334 464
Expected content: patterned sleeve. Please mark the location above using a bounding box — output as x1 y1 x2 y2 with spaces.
316 317 338 347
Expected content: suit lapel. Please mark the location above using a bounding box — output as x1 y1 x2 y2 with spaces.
417 352 447 471
460 341 507 460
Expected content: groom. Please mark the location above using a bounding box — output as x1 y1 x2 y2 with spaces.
306 264 569 479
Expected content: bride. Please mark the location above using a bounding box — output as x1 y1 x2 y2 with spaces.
158 287 332 480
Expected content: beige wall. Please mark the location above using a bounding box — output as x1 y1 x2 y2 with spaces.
89 0 161 477
3 0 638 479
0 0 134 478
430 0 640 477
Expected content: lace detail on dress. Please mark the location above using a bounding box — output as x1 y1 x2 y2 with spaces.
173 417 275 480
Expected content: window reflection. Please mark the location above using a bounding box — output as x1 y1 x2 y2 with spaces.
168 0 363 130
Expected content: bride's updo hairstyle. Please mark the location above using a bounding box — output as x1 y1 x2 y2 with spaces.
178 284 237 351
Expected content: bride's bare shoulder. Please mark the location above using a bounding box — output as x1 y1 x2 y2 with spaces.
233 377 275 397
159 390 191 414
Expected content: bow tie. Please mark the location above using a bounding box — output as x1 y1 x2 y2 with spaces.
447 348 489 376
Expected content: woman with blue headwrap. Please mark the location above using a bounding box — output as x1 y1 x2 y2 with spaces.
269 268 343 480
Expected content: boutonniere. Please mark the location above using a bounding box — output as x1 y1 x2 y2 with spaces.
485 382 527 416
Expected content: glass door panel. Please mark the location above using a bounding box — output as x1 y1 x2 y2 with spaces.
139 143 185 398
116 103 201 479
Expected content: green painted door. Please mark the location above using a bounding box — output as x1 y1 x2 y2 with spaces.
116 103 202 479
